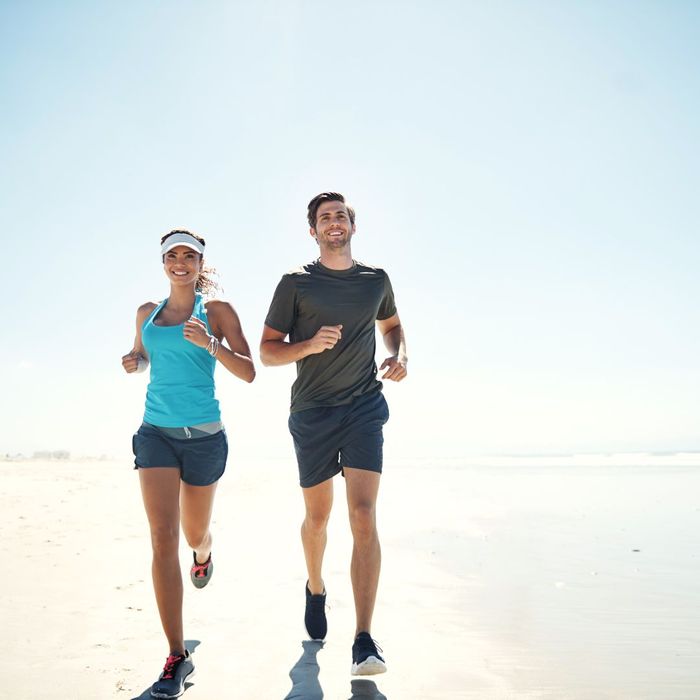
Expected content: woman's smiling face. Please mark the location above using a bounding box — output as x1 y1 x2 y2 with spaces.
163 245 202 286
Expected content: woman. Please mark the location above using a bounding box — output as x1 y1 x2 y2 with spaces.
121 229 255 699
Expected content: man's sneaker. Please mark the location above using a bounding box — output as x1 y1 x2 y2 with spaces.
190 552 213 589
304 581 327 640
351 632 387 676
150 650 195 699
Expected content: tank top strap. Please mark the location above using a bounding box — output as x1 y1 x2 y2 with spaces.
193 293 211 330
193 293 205 317
143 299 167 329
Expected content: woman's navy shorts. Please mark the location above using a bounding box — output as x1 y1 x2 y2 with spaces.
288 389 390 488
132 422 228 486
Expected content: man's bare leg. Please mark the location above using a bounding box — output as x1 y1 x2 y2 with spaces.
301 478 334 594
344 467 381 636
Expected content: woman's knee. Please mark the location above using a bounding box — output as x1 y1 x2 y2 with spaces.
149 524 180 558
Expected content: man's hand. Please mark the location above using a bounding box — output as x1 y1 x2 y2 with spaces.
121 350 143 373
379 355 407 382
307 324 343 355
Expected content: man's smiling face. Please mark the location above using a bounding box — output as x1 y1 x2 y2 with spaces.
311 200 355 249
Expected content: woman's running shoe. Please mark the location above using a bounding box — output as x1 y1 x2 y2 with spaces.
150 650 194 698
190 552 213 589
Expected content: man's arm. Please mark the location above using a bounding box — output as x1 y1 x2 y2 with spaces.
376 313 408 382
260 323 343 367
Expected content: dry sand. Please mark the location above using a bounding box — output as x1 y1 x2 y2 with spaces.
1 457 699 699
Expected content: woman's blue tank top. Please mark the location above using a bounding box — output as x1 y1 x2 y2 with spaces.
141 294 221 427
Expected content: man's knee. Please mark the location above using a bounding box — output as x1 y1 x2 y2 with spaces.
304 508 331 535
348 502 377 539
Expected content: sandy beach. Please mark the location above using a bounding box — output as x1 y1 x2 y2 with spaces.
1 456 699 699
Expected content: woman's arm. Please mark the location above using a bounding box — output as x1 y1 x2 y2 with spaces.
190 300 255 383
121 302 156 373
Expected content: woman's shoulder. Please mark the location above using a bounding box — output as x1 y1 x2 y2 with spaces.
204 299 241 329
204 298 236 315
136 301 159 321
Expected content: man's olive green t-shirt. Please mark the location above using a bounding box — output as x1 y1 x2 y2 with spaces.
264 260 397 413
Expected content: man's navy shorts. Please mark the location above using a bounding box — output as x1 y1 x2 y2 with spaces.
132 422 228 486
288 390 390 488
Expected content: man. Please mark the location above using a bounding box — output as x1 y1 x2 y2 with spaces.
260 192 407 676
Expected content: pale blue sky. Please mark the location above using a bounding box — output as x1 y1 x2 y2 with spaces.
1 1 698 459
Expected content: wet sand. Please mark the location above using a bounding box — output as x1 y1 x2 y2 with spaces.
1 457 699 699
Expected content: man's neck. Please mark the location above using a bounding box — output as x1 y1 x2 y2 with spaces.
318 249 354 270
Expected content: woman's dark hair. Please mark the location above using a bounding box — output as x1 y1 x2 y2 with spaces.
160 229 220 296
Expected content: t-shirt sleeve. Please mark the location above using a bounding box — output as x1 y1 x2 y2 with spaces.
264 274 297 334
376 271 397 320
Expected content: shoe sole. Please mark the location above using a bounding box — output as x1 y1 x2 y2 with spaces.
351 657 387 676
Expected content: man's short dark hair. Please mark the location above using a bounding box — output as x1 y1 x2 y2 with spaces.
307 192 356 229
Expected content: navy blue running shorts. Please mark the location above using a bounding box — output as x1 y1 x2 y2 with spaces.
132 422 228 486
288 390 390 489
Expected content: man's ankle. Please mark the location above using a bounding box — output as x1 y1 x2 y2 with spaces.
307 578 325 595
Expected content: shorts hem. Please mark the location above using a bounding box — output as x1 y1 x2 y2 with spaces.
134 462 224 487
299 465 343 489
182 467 225 487
341 463 383 474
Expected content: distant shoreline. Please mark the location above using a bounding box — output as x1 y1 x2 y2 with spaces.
3 451 699 468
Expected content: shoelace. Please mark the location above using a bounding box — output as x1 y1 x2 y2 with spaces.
192 561 210 578
356 635 383 656
192 553 211 578
308 596 325 611
161 653 185 680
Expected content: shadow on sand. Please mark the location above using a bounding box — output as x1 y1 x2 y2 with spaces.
348 678 388 699
131 639 200 700
284 640 387 699
284 640 324 700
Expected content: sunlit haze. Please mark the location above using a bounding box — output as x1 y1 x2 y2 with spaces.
1 1 698 460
